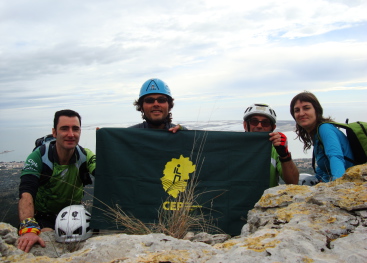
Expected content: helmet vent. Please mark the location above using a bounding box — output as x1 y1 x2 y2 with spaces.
243 103 277 124
58 229 66 236
73 226 83 235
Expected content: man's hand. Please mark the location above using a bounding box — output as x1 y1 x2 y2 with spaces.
17 232 45 253
269 132 289 158
168 125 182 134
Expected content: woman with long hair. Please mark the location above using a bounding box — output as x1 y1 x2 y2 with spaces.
290 91 354 182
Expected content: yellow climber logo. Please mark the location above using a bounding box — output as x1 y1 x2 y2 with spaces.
161 155 196 198
160 155 201 211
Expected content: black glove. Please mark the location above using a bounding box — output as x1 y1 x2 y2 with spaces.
274 132 289 158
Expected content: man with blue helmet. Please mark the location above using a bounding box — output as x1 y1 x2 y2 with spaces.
129 78 187 131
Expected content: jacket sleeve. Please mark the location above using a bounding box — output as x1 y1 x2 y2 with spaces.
19 174 39 199
318 124 347 179
315 165 328 181
19 150 42 199
85 148 96 176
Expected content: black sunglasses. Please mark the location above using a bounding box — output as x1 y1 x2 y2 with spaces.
249 118 272 127
143 97 168 104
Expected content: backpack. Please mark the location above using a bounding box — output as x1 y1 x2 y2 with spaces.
33 134 55 151
312 120 367 172
33 134 93 186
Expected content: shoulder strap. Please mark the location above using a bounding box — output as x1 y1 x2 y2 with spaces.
312 123 324 173
41 141 54 170
38 143 92 186
39 142 55 186
75 145 92 186
74 145 87 169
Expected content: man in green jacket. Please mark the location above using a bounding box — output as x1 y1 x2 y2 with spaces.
17 109 96 252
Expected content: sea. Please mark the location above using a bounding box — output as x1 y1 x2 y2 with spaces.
0 120 312 162
0 119 311 228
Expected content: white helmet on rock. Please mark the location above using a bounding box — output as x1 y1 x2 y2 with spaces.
298 173 319 186
243 103 277 124
55 205 93 243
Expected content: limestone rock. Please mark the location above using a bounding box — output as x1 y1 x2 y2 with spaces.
183 232 230 245
0 223 35 262
2 164 367 263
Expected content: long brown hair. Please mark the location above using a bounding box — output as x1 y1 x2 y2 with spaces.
290 91 332 151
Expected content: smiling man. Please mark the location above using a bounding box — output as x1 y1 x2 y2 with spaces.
130 78 187 131
17 109 96 252
243 103 299 187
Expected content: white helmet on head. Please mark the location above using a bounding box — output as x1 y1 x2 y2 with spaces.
243 103 277 124
55 205 93 243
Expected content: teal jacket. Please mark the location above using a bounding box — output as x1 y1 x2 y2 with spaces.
314 123 354 182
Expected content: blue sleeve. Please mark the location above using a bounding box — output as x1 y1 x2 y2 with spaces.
318 124 347 179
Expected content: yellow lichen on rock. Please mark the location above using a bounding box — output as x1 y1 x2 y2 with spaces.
6 256 58 263
214 239 244 249
134 250 193 263
240 231 280 252
329 164 367 186
275 202 311 222
335 184 367 210
301 257 315 263
326 217 336 223
257 185 312 207
345 164 367 178
215 231 281 252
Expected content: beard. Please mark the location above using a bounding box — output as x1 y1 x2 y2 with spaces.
144 116 168 127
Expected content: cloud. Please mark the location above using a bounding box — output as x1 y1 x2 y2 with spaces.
0 0 366 128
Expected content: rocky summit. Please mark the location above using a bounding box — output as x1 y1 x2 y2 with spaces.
1 164 367 263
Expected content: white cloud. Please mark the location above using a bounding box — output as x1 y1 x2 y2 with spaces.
0 0 366 128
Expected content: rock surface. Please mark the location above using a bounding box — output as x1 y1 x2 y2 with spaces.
2 164 367 263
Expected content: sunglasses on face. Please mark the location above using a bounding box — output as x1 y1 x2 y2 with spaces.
143 97 168 104
249 118 272 127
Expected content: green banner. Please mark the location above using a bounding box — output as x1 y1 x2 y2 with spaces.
91 128 271 235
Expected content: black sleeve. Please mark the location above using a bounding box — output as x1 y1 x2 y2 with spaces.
19 174 39 200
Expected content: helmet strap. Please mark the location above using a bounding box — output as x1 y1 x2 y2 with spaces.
245 120 252 132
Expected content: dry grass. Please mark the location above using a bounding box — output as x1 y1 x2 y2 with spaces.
154 170 224 239
103 204 152 235
98 175 224 238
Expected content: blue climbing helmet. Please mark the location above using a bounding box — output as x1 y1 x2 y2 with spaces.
139 78 172 98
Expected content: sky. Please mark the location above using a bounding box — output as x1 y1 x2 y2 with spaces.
0 0 366 161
